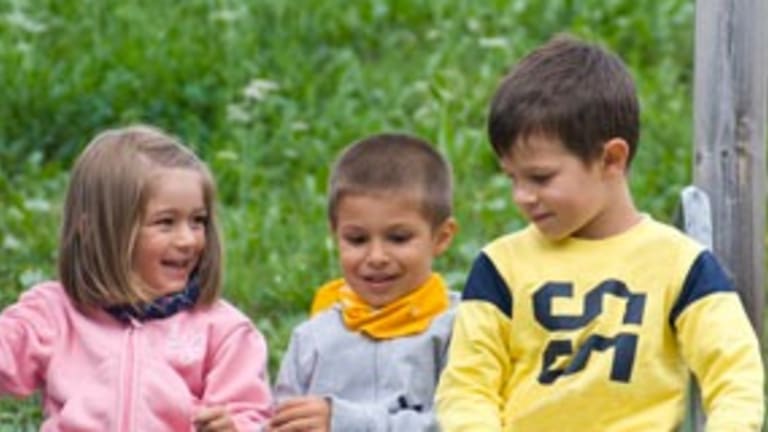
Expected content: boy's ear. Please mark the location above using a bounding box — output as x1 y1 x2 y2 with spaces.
600 138 630 175
433 217 458 256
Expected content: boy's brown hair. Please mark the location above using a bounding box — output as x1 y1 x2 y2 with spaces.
488 34 639 166
328 133 453 229
58 124 223 310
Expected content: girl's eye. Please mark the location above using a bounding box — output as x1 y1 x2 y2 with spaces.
156 217 174 226
343 234 367 245
192 215 209 227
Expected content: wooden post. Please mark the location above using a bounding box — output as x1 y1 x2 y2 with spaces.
692 1 766 430
693 0 766 337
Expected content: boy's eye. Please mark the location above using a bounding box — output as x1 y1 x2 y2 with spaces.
530 173 553 184
388 232 412 244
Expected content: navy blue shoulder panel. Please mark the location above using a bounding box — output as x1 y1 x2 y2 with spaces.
669 250 734 328
462 252 513 318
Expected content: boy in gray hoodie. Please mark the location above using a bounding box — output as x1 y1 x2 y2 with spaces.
270 133 459 432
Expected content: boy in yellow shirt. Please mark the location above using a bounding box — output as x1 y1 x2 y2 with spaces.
435 34 764 431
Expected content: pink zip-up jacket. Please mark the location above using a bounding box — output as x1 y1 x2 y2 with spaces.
0 281 273 431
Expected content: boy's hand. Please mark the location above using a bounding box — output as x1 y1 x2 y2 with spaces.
268 396 330 432
194 406 237 432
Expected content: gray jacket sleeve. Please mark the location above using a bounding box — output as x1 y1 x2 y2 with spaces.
273 328 313 401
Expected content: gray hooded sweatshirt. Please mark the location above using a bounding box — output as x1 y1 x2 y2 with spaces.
274 292 458 431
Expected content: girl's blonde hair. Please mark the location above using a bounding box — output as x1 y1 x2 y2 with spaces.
58 124 223 310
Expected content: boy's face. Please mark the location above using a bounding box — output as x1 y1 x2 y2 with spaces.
500 135 612 240
333 191 455 308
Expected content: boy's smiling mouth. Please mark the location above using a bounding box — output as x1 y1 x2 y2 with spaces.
360 273 400 291
530 212 554 223
362 273 397 283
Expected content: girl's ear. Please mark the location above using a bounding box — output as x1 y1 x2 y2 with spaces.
600 138 630 176
433 217 458 256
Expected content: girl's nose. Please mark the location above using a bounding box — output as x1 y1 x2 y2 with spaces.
174 224 198 247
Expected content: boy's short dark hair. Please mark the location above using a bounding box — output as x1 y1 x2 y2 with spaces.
488 34 639 166
328 133 453 228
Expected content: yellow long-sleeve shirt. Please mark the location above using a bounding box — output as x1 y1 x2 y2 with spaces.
436 217 764 431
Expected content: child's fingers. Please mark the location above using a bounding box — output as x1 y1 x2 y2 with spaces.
274 396 312 410
273 397 312 418
194 410 215 425
199 416 236 432
195 406 225 423
276 396 327 412
270 416 324 432
194 406 236 432
270 398 329 431
270 402 307 427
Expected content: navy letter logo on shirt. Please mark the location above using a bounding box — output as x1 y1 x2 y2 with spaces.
533 279 646 384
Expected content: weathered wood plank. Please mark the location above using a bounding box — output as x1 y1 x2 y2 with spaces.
693 0 766 337
692 1 765 430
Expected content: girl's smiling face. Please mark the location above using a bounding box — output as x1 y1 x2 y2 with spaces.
132 168 208 298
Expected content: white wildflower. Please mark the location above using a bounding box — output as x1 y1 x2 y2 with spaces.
23 198 50 213
226 103 251 123
5 10 47 33
466 18 481 33
243 79 279 101
2 234 21 250
210 7 246 23
426 29 440 41
19 268 46 287
290 121 308 131
478 37 509 49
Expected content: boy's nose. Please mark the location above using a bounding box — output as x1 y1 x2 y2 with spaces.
513 185 537 205
366 241 389 266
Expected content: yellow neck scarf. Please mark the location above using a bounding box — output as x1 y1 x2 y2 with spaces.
310 273 450 340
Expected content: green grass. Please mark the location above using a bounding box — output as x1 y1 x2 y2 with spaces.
2 0 762 427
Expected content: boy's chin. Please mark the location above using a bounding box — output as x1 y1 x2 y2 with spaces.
533 224 570 241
